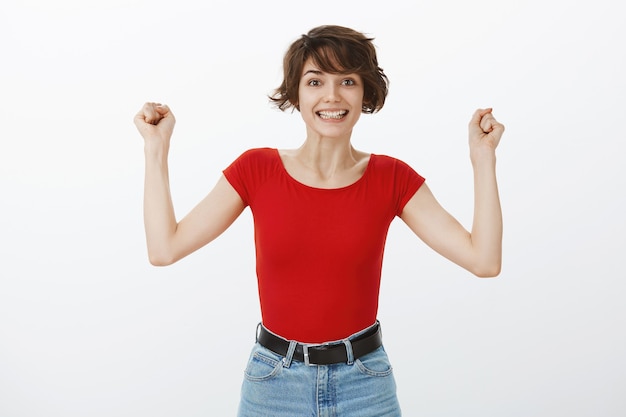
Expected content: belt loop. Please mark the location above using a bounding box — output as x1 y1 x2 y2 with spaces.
255 322 262 343
282 340 297 368
343 339 354 365
303 344 312 366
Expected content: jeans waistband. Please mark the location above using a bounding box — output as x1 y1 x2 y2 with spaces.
256 322 383 366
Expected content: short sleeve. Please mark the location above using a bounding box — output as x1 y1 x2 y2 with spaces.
222 147 276 207
393 158 425 216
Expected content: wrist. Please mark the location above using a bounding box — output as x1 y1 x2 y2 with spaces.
144 138 169 154
470 148 497 168
144 141 170 164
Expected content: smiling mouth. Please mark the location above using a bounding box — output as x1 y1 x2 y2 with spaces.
317 110 348 120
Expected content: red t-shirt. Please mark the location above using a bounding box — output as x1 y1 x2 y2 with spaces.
223 148 425 343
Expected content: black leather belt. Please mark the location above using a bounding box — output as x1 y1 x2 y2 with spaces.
257 322 383 365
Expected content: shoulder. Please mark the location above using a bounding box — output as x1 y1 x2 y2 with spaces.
370 154 421 174
369 154 425 214
369 153 426 190
236 147 278 161
226 147 278 169
223 148 280 205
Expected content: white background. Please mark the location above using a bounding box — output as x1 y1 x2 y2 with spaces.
1 0 624 416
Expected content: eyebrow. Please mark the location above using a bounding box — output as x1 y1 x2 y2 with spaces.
302 69 323 76
302 68 358 79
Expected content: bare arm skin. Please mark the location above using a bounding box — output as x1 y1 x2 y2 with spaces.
134 102 245 266
400 108 504 277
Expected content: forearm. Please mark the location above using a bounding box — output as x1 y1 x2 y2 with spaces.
143 143 178 265
470 153 503 277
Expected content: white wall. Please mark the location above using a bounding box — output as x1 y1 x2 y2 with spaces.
1 0 624 416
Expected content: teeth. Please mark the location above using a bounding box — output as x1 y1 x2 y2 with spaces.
318 110 347 119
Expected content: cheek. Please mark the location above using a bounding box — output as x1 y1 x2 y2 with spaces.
351 87 365 102
351 92 365 108
297 92 315 110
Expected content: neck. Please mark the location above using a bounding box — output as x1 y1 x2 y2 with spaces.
297 132 359 177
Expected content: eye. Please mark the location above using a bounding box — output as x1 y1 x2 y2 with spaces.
307 79 321 86
341 78 356 86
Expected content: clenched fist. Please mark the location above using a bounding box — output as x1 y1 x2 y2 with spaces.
134 102 176 147
468 108 505 163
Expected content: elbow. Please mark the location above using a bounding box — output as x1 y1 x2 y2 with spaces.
147 250 176 267
473 265 501 278
470 260 501 278
149 257 173 267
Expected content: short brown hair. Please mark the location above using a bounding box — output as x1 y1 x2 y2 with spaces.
270 25 389 114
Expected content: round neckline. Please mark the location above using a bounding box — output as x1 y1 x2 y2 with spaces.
274 148 374 191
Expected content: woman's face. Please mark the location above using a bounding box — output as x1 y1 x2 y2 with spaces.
297 58 364 139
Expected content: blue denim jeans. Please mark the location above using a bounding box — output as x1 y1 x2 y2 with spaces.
237 324 401 417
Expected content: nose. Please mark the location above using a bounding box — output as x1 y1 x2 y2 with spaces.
324 84 340 102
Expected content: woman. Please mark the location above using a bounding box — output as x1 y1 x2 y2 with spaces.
134 25 504 417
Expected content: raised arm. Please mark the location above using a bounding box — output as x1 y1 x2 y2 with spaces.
134 102 245 266
400 108 504 277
